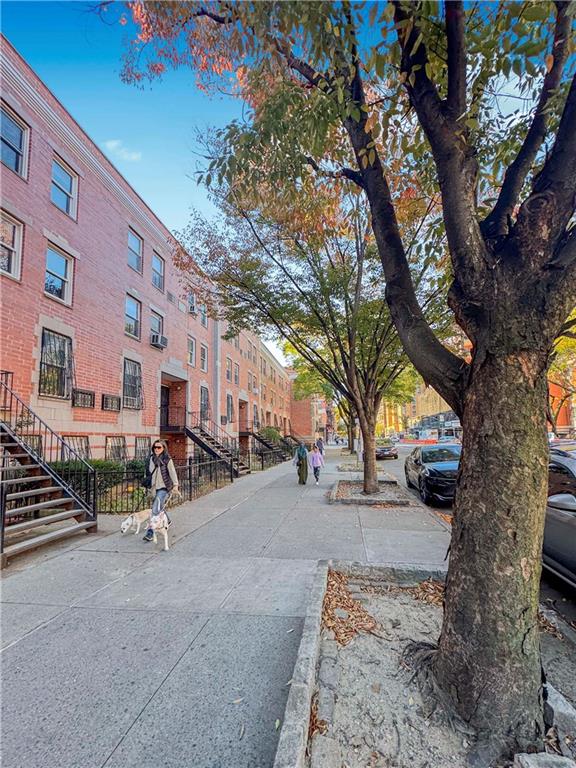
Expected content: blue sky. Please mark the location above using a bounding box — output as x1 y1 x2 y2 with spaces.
1 0 243 234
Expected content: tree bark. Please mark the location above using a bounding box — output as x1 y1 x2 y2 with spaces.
358 409 379 494
433 349 549 762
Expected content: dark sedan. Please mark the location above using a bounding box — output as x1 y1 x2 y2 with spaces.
375 442 398 460
404 444 461 504
545 453 576 588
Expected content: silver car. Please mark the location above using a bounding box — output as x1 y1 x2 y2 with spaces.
545 454 576 588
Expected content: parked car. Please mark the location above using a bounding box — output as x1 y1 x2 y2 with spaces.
375 440 398 460
404 444 461 504
544 452 576 588
550 441 576 459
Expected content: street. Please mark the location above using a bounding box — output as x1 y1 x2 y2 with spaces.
380 443 576 627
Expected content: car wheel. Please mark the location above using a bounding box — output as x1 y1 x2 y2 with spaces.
419 478 433 505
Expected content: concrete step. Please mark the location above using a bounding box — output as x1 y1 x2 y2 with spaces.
1 521 96 566
6 486 62 501
1 474 52 486
0 453 35 460
6 509 85 534
6 496 74 517
0 463 40 472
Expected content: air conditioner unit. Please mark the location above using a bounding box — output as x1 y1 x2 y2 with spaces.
252 387 259 394
150 333 168 349
188 306 197 315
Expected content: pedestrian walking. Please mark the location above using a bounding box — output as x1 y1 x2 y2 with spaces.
316 436 324 455
293 442 309 485
142 439 180 541
309 444 325 485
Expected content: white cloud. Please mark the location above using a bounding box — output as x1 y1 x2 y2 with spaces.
102 139 142 162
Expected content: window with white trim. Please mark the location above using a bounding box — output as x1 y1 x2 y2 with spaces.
200 344 208 372
187 336 196 366
248 372 252 392
1 105 28 177
226 394 234 423
125 295 141 339
199 303 208 327
39 329 73 399
0 210 23 279
128 229 143 273
45 245 73 304
187 291 196 313
152 252 165 291
51 157 77 218
123 359 143 409
226 357 232 382
234 363 240 386
150 310 163 335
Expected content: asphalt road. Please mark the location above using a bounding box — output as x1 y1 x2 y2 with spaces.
382 444 576 626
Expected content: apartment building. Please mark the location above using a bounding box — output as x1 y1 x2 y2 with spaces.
0 37 291 460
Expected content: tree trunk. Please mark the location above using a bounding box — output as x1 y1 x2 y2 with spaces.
347 419 355 454
433 350 549 763
359 412 379 494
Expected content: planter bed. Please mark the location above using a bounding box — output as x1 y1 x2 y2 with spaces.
336 464 397 481
274 562 576 768
329 479 415 506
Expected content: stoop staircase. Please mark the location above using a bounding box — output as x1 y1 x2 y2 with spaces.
240 422 291 460
186 412 250 477
0 373 97 568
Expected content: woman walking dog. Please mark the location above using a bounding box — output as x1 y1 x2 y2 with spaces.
142 439 180 542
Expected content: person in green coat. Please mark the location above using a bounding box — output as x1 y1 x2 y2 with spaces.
293 443 309 485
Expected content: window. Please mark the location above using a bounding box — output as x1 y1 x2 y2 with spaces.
72 388 95 408
45 245 73 304
234 335 240 350
187 336 196 366
150 310 163 335
226 357 232 382
199 303 208 327
102 394 121 411
1 105 28 177
234 363 240 386
262 384 267 401
135 436 151 460
128 229 142 272
253 375 258 392
253 404 259 426
125 295 141 338
187 292 196 313
39 329 73 399
226 394 234 423
51 157 77 217
248 372 252 392
200 344 208 372
106 436 127 461
63 435 90 459
152 252 165 291
123 359 143 409
0 210 22 279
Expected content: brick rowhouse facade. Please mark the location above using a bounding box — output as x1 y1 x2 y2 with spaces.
0 38 292 460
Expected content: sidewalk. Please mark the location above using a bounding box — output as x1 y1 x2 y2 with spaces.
0 449 450 768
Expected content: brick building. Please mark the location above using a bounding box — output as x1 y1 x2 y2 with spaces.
0 37 291 460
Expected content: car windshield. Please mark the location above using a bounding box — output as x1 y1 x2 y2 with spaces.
422 446 461 463
551 442 576 453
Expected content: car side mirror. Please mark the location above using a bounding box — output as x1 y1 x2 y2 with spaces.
548 493 576 512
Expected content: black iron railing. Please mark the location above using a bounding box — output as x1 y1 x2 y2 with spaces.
240 448 286 472
96 458 233 513
0 377 96 519
189 411 238 452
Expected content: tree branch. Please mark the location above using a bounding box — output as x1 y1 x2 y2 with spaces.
481 2 572 238
304 156 365 189
445 0 467 120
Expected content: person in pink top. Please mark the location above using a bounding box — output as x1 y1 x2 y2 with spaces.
309 444 325 485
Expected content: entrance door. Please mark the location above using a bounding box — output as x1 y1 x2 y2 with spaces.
200 386 210 423
160 386 170 428
238 400 248 431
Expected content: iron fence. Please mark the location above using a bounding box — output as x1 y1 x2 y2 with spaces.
241 449 286 472
96 457 233 514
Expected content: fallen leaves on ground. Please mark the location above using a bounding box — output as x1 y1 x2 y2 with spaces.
360 578 446 607
538 612 564 640
322 570 379 646
308 693 328 743
434 511 453 526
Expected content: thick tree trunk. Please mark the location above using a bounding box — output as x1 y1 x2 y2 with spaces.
359 413 379 494
433 350 549 763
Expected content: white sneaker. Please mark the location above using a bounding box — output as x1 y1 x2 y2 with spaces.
315 480 319 485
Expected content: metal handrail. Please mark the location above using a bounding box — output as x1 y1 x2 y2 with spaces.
0 378 96 518
189 411 238 453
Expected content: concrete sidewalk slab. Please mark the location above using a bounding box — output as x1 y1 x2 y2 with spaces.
1 607 207 768
263 525 366 562
103 614 302 768
0 602 67 648
220 558 318 617
77 556 252 613
174 525 276 558
1 550 153 606
363 528 450 564
359 506 445 531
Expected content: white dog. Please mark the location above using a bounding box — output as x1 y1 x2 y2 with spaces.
149 510 170 551
120 508 152 536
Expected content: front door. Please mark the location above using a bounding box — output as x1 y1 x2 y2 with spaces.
238 400 247 430
200 386 210 423
160 386 170 428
